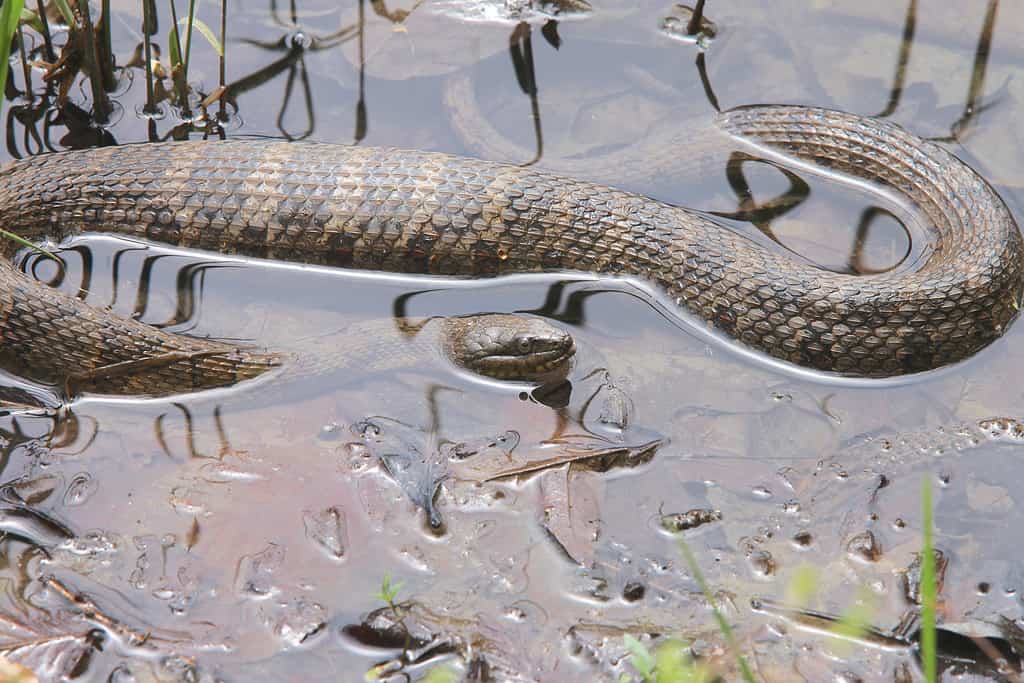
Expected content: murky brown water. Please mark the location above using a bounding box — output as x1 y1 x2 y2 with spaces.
2 0 1024 680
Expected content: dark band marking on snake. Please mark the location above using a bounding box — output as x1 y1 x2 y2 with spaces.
0 105 1019 395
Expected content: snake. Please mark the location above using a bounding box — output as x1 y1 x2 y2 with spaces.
0 105 1019 395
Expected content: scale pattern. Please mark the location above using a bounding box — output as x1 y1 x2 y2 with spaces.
0 105 1018 391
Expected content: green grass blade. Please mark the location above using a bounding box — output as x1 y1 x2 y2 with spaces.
18 7 42 33
623 634 656 681
177 16 222 56
677 537 756 683
182 0 195 75
921 477 937 683
0 0 26 123
0 229 63 270
168 24 181 67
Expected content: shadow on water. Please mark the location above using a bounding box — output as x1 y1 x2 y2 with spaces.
0 0 1021 680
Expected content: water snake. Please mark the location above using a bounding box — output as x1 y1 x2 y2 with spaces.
0 105 1019 393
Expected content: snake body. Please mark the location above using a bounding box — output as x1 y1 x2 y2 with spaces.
0 105 1019 393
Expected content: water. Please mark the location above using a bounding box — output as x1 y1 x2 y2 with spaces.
1 0 1023 679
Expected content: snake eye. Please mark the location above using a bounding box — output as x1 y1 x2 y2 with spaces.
516 336 534 354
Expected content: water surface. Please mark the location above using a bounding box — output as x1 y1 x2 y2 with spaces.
1 1 1023 680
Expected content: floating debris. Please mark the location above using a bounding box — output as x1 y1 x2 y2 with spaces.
660 508 722 533
660 3 717 49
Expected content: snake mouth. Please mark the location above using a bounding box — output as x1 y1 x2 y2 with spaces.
445 314 577 383
471 338 577 382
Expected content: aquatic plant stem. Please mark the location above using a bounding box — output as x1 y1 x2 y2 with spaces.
16 24 31 99
920 478 936 682
218 0 226 119
354 0 367 142
142 0 156 114
76 0 111 122
34 0 54 61
167 0 188 114
686 0 707 35
183 0 196 87
100 0 115 91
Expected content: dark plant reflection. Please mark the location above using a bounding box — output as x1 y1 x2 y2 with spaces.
931 0 1002 142
508 21 543 165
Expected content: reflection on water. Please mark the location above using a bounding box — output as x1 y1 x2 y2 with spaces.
0 0 1023 680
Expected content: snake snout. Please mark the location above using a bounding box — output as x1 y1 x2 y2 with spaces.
444 314 576 382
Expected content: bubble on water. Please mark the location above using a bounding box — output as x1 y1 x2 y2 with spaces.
318 422 343 441
168 486 209 516
169 591 194 615
286 30 312 50
199 462 264 484
235 543 286 598
59 531 119 557
354 420 381 439
504 605 528 621
622 581 646 602
845 531 882 563
159 656 199 681
747 550 775 578
152 585 176 600
268 598 326 647
302 506 347 560
341 442 374 472
792 531 813 548
63 473 97 507
400 545 431 572
54 531 121 572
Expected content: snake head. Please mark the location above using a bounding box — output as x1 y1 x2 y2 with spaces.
444 314 575 382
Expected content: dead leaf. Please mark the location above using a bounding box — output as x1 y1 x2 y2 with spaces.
453 437 661 483
354 419 449 530
185 516 200 551
538 464 602 566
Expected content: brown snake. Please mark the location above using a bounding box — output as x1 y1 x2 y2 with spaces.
0 105 1019 395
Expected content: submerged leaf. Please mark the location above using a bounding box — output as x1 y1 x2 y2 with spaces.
538 464 602 567
355 419 450 529
455 437 661 482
